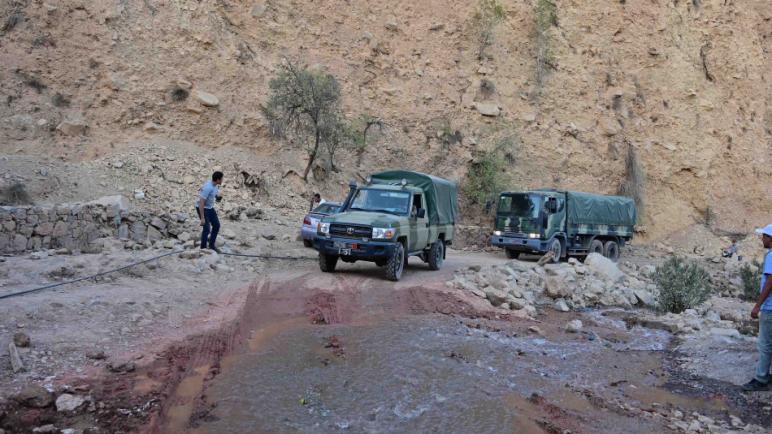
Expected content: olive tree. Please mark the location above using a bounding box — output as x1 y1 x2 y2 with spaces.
263 61 344 180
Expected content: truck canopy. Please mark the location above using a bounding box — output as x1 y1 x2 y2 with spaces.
370 170 458 225
564 191 636 226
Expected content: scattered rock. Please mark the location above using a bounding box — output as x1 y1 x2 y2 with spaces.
133 189 145 200
633 289 656 307
107 360 136 373
55 394 86 413
13 332 30 347
251 3 267 18
56 116 88 136
554 299 570 312
32 425 57 434
14 385 53 408
85 350 106 360
473 102 501 117
565 319 583 333
8 342 25 373
261 233 277 241
193 90 219 107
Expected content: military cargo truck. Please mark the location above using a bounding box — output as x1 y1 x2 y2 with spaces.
490 190 636 263
315 171 458 281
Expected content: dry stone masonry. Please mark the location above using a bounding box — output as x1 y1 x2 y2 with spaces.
0 198 193 254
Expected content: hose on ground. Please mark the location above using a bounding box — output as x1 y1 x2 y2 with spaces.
0 249 314 301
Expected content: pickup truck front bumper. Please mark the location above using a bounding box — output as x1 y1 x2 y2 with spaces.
490 235 546 253
315 236 398 261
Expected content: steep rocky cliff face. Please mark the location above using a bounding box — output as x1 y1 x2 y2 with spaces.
1 0 769 240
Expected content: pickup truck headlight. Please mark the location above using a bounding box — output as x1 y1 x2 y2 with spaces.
493 230 502 236
372 227 396 239
318 222 330 235
528 233 540 239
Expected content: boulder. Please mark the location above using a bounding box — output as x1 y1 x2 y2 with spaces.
55 394 86 412
555 299 570 312
56 116 88 136
484 288 509 306
473 102 501 117
584 253 624 282
194 90 220 107
13 332 30 347
565 319 583 333
14 385 53 408
633 289 656 307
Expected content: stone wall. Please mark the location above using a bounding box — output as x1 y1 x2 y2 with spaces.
0 203 192 254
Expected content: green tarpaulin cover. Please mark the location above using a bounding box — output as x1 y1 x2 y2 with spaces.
565 191 636 226
370 171 458 225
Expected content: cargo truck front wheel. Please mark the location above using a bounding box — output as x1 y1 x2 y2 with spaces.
548 239 562 263
603 241 620 262
319 253 338 272
385 243 405 281
428 240 444 270
505 249 520 259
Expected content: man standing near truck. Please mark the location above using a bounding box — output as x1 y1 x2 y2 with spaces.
197 171 224 253
743 224 772 391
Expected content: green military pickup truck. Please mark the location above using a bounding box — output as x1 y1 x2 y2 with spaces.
315 171 458 281
490 190 636 263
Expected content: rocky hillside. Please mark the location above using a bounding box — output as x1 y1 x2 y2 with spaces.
1 0 769 240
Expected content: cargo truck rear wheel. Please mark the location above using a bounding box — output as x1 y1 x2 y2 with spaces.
548 239 562 263
603 240 620 262
505 249 520 259
319 253 338 272
589 239 604 255
385 243 405 281
428 240 444 270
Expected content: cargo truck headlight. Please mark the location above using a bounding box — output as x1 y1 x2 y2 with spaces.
528 233 540 239
372 227 396 239
493 230 502 236
318 222 330 235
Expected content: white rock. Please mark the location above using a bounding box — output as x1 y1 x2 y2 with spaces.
56 116 88 136
194 90 220 107
584 253 624 282
709 327 741 339
88 195 130 211
633 289 656 307
555 299 570 312
565 319 583 333
55 394 86 412
473 102 501 117
133 190 145 200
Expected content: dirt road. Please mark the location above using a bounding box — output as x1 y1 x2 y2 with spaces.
1 251 770 433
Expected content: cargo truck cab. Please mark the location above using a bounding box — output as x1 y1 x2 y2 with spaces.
490 190 636 263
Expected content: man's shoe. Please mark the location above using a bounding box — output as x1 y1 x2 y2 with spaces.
741 379 770 392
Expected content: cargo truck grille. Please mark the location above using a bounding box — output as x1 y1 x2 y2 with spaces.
330 224 373 239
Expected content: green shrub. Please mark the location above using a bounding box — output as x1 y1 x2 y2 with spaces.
739 260 762 302
654 256 712 314
534 0 557 94
617 145 646 223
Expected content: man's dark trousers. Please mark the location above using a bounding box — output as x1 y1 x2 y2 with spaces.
200 208 220 249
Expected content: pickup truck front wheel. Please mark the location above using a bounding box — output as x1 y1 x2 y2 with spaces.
385 243 405 281
319 252 338 272
428 240 444 270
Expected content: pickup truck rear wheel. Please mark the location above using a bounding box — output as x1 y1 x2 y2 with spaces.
385 243 405 281
603 240 620 262
548 239 562 263
589 239 604 255
505 249 520 259
428 240 444 270
319 252 338 272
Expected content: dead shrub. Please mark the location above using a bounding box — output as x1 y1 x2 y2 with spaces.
1 182 32 205
170 87 189 102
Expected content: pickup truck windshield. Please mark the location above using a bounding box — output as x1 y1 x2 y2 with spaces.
350 189 410 215
498 193 542 218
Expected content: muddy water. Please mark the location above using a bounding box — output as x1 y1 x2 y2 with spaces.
190 313 695 434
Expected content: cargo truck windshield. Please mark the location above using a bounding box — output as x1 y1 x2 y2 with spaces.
349 189 411 215
496 193 543 233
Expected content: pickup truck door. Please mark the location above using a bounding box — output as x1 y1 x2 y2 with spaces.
409 193 430 252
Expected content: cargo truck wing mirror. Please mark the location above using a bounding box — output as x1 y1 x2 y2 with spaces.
416 208 426 219
546 197 558 213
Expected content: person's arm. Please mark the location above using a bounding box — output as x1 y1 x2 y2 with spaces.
752 276 772 319
199 198 206 226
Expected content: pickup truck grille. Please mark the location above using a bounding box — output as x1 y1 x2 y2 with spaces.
330 224 373 239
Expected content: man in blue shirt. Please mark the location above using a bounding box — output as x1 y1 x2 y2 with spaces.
743 224 772 391
197 171 224 252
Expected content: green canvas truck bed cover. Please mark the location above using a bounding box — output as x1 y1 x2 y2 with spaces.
564 191 636 226
370 170 458 225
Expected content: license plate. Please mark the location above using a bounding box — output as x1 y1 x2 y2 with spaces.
339 248 351 256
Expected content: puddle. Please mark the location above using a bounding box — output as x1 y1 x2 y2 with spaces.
190 315 671 433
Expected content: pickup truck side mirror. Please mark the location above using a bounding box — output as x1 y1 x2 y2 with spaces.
416 208 426 219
